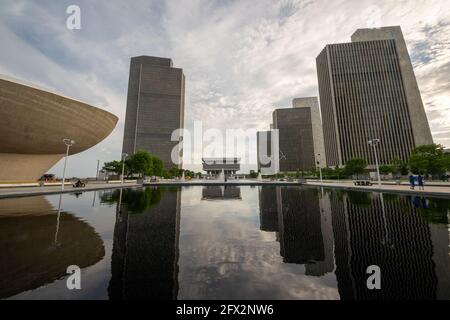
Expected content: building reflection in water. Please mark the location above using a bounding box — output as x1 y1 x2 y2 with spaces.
201 186 242 200
258 186 450 300
0 195 105 299
259 187 333 275
102 187 181 300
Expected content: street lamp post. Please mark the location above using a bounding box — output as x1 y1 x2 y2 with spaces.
61 139 75 191
96 160 100 180
368 139 381 187
317 154 323 184
121 153 128 185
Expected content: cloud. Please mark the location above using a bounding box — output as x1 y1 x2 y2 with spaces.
1 0 449 176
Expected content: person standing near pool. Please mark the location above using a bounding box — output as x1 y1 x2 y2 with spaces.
418 174 425 191
409 174 416 190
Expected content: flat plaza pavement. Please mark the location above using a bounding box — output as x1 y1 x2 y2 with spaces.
0 179 449 199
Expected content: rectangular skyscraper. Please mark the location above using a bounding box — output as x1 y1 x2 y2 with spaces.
257 129 279 175
272 102 316 172
122 56 185 169
316 26 433 167
292 97 326 169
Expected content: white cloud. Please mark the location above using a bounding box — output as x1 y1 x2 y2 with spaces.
1 0 449 176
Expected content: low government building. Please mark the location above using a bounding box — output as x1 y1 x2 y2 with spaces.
0 75 118 182
202 158 241 176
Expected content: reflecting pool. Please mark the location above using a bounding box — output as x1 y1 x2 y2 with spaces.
1 186 450 300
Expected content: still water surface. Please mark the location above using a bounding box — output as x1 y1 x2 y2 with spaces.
1 186 449 300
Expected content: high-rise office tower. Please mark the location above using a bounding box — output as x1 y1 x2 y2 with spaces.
316 26 433 167
292 97 326 169
272 97 323 172
256 129 279 174
122 56 185 169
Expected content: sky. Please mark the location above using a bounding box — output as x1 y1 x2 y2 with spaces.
1 0 449 177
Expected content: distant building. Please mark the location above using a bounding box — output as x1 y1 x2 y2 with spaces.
256 129 279 175
202 158 240 176
293 97 326 170
272 98 320 172
316 26 433 168
122 56 185 170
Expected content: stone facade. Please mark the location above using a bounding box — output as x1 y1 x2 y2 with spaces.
256 129 279 174
122 56 185 170
292 97 326 169
316 26 433 167
272 107 316 172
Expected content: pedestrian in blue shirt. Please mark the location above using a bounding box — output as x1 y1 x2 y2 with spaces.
418 174 425 191
409 175 416 190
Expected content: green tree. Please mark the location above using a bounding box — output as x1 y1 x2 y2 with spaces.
409 144 446 178
335 165 345 180
126 150 154 178
102 160 125 175
392 157 409 177
249 170 259 179
344 158 368 179
151 156 164 177
166 166 182 178
379 165 392 175
183 170 196 178
443 153 450 172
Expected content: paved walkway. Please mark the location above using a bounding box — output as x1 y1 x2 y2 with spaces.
306 181 450 198
0 182 139 199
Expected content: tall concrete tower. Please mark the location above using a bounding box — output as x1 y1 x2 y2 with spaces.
316 26 433 167
257 129 279 175
292 97 326 170
271 97 323 172
122 56 185 169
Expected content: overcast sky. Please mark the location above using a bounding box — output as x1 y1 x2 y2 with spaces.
1 0 449 176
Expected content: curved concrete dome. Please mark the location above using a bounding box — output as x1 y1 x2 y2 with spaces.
0 75 118 182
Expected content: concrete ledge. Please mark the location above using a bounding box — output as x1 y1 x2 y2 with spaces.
143 180 304 187
0 183 140 199
0 183 40 188
306 182 450 199
1 180 448 200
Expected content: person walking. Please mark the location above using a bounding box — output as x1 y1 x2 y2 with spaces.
418 174 425 191
409 174 416 190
